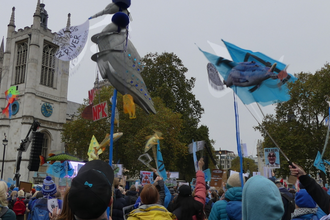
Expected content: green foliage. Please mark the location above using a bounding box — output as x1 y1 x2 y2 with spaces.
230 157 258 173
255 64 330 177
62 86 186 175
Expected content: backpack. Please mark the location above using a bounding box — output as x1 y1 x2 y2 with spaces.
29 198 49 220
281 192 295 220
13 198 26 215
0 206 8 220
7 198 15 210
204 198 213 218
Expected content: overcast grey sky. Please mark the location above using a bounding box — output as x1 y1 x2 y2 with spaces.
1 0 330 156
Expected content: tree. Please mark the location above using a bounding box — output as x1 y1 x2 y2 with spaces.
255 64 330 178
141 52 215 180
62 86 187 175
230 157 258 173
141 52 204 141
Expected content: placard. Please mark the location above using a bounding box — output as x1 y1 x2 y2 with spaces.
210 169 223 187
140 171 154 186
19 181 32 193
264 148 280 168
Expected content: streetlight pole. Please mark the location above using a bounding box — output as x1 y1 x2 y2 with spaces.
2 134 8 180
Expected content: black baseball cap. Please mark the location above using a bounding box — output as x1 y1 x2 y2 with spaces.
68 160 114 219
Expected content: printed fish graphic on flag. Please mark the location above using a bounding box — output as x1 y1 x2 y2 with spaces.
199 40 297 106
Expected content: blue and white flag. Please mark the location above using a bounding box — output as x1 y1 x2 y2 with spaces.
192 140 198 172
47 161 74 178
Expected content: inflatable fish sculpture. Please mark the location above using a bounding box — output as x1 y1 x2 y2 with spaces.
90 0 156 114
145 131 163 153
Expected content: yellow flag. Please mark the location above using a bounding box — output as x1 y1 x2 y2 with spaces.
87 135 100 161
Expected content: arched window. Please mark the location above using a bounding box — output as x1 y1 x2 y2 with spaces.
15 41 28 85
40 131 51 158
41 43 56 87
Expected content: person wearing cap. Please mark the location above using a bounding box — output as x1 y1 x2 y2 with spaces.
242 175 284 220
291 189 318 219
168 158 205 220
290 162 330 215
275 179 294 220
127 183 176 220
68 160 114 220
208 173 244 220
29 176 63 219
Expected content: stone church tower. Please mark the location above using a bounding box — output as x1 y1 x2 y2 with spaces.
0 1 71 183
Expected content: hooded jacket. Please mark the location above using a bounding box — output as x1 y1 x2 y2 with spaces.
128 204 176 220
208 186 242 220
242 175 284 220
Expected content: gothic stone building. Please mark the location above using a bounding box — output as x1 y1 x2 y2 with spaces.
0 1 79 184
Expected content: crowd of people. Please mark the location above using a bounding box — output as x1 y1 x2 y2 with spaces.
0 160 329 220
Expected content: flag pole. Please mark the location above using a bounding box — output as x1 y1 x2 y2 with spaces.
109 89 117 166
108 89 117 218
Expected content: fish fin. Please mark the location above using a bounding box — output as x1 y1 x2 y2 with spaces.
269 63 277 72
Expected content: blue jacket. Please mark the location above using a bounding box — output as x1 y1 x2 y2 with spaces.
208 187 242 220
164 185 171 208
134 196 142 209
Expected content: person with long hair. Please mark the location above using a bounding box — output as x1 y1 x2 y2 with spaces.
127 182 176 220
0 181 16 219
49 187 73 220
169 158 205 220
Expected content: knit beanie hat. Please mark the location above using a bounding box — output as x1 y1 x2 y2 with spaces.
13 187 18 191
42 176 57 196
295 189 316 208
227 173 245 188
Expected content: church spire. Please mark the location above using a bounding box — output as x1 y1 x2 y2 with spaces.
8 7 15 27
0 37 4 61
34 0 41 17
64 13 71 34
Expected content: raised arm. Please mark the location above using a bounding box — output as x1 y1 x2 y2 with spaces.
290 162 330 214
194 158 206 205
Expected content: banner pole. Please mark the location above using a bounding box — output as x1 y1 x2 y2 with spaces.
109 89 117 166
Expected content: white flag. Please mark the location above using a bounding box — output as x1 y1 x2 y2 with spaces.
53 20 89 61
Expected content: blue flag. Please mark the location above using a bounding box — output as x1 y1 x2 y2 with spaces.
314 151 326 174
157 140 167 180
47 161 74 178
203 169 211 182
199 41 297 106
